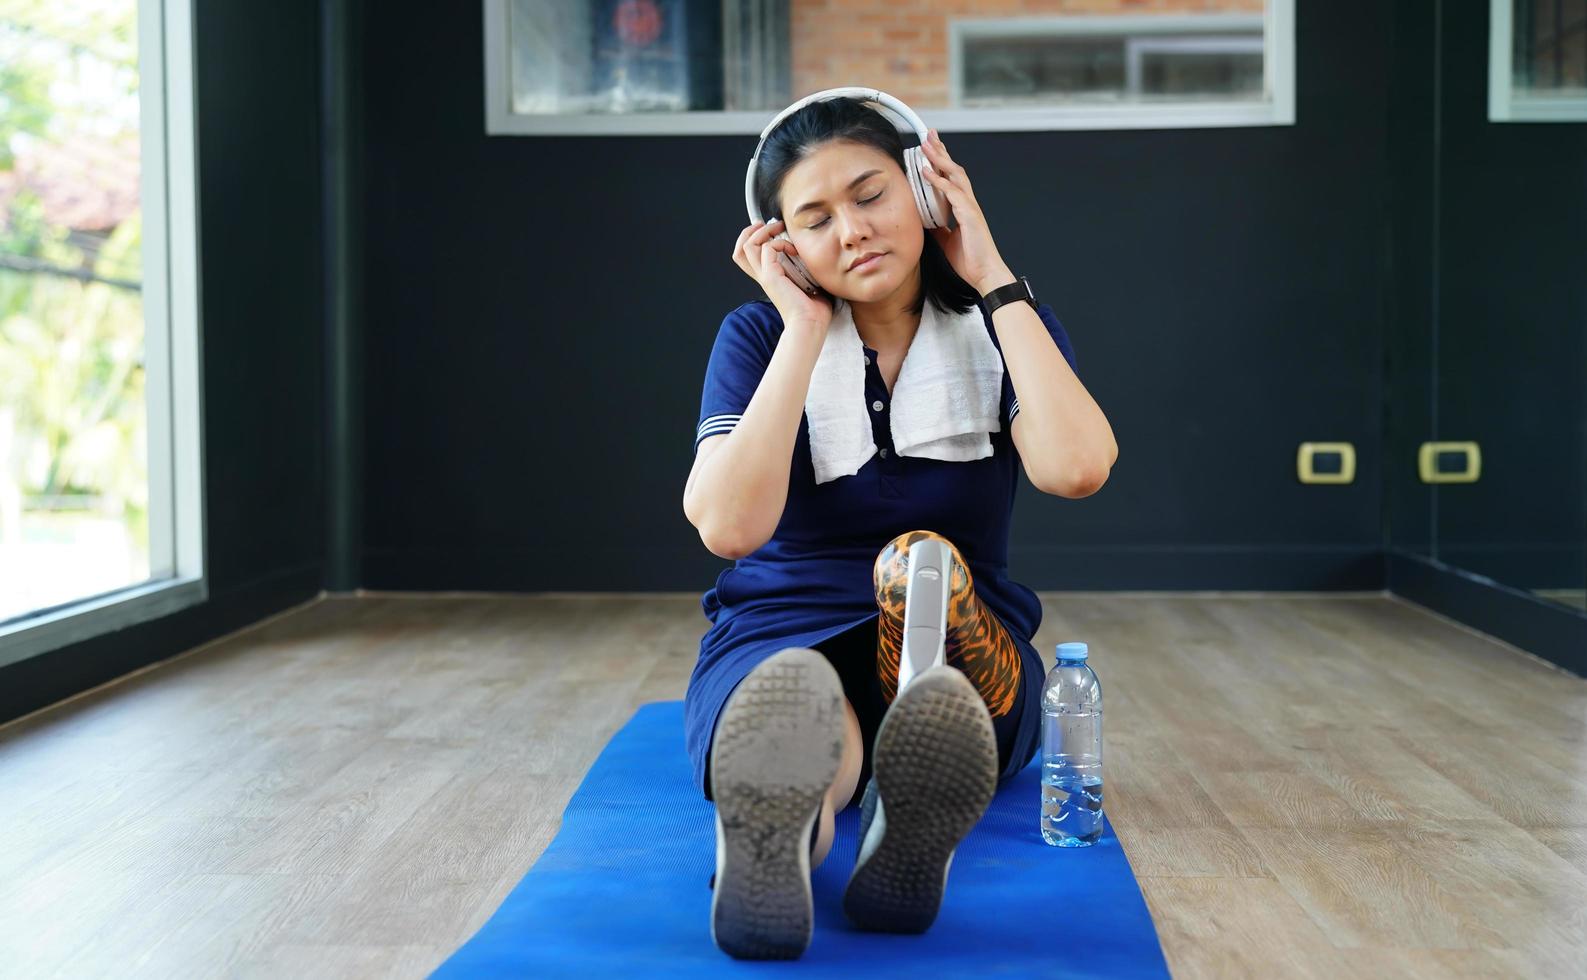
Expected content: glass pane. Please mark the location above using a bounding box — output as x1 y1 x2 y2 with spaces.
508 0 1270 114
963 33 1264 106
962 36 1126 104
1139 47 1264 98
1512 0 1587 97
511 0 724 113
0 2 148 624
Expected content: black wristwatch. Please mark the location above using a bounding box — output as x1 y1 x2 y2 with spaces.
982 275 1037 316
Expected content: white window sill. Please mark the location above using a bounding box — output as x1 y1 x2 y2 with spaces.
0 576 208 669
1490 98 1587 123
485 101 1295 137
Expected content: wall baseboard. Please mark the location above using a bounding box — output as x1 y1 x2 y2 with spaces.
1007 545 1383 591
362 545 1385 593
1388 550 1587 678
0 563 325 731
7 549 1576 734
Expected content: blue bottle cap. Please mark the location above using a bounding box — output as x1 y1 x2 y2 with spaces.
1056 642 1089 661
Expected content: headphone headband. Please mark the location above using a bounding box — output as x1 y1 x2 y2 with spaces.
743 87 931 223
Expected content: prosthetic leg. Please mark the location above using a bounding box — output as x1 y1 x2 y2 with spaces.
896 537 952 694
844 536 1000 933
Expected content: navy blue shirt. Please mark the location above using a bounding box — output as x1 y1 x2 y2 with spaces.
684 298 1079 798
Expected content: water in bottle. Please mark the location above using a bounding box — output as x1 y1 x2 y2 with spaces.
1040 641 1103 846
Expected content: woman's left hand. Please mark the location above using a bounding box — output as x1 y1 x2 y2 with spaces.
920 129 1014 294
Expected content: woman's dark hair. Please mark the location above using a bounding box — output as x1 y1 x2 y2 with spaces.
752 96 979 319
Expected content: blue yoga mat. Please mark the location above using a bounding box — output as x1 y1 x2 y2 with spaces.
433 701 1169 979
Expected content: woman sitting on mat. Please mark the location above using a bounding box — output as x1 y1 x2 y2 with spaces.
681 90 1117 960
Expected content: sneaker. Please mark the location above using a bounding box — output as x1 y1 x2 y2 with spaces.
841 664 998 934
708 647 847 960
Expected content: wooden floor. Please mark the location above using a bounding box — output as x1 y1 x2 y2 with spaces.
1 593 1583 978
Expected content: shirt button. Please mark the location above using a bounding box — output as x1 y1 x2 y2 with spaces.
872 399 884 412
864 355 870 365
879 448 889 458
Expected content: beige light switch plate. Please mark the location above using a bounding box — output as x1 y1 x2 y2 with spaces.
1419 441 1481 483
1297 442 1356 484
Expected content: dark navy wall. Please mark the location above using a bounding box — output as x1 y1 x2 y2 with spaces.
360 2 1393 593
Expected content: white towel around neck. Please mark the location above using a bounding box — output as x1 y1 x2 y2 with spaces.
803 299 1004 485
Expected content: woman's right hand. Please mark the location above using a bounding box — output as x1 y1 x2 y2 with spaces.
731 218 834 334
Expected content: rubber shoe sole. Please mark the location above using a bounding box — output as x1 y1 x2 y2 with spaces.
708 647 847 960
841 664 998 934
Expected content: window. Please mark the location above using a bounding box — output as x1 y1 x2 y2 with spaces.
483 0 1295 135
1490 0 1587 121
0 0 205 669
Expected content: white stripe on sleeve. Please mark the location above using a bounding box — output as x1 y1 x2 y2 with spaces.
696 414 743 444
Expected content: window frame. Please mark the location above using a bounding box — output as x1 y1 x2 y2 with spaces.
0 0 208 669
482 0 1296 135
1489 0 1587 122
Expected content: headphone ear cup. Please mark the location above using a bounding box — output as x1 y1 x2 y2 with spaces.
927 167 950 229
779 252 819 294
774 231 820 294
903 147 931 227
906 146 947 229
923 153 950 228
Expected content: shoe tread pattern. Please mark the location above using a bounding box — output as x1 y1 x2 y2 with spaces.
710 648 845 959
842 664 998 934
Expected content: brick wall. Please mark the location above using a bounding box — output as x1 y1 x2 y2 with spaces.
790 0 1266 107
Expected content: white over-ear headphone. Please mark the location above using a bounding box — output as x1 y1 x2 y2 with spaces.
744 87 955 296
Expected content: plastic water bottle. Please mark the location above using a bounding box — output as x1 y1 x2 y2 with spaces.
1040 642 1103 846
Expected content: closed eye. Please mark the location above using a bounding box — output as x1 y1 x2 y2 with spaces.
809 192 882 229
